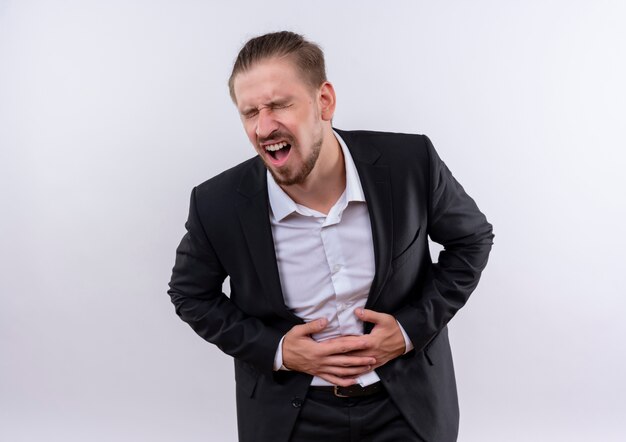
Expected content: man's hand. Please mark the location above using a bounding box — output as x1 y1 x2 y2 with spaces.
349 308 406 369
282 318 377 387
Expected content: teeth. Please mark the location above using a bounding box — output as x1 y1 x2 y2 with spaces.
265 141 288 152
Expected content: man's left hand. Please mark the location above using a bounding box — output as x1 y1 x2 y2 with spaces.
348 308 406 369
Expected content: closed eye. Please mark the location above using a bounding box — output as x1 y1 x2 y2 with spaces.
241 102 292 119
242 109 259 119
273 103 292 110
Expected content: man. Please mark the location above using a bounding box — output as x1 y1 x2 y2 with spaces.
168 31 493 442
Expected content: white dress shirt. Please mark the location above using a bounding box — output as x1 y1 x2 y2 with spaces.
269 131 412 386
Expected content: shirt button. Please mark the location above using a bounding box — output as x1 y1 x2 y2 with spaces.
292 397 304 408
332 264 342 274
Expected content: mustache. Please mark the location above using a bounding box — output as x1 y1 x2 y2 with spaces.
257 131 295 145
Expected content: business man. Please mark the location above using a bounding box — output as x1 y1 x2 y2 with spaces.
168 31 493 442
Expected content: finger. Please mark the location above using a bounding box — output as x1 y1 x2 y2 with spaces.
355 308 389 324
331 357 386 372
324 355 376 367
291 318 328 337
318 336 370 354
317 373 359 388
341 349 375 358
321 365 373 377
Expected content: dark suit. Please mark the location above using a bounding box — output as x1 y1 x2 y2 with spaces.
168 129 494 442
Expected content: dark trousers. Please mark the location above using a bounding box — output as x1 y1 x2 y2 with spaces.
288 387 423 442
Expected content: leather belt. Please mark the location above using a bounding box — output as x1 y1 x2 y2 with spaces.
310 381 384 398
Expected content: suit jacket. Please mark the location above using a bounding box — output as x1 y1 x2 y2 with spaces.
168 128 494 442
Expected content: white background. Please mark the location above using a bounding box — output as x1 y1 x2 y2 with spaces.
1 1 625 441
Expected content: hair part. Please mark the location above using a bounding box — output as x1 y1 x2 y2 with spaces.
228 31 327 103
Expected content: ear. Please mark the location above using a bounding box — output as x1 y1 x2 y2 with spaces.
318 81 336 121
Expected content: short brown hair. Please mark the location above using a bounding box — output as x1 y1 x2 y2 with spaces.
228 31 327 102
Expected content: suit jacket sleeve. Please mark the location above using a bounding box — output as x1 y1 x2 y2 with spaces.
167 187 282 372
394 135 494 353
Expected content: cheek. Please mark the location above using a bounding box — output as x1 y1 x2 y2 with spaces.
243 125 256 144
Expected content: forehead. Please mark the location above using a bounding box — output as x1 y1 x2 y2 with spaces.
233 57 312 109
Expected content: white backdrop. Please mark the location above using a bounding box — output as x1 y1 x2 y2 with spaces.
1 1 625 441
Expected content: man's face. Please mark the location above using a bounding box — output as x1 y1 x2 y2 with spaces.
233 57 327 186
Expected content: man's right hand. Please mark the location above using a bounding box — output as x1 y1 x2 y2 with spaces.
282 318 376 387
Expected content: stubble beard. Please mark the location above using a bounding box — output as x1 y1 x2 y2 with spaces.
265 130 323 186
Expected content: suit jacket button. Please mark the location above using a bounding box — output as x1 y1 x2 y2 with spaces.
292 397 303 408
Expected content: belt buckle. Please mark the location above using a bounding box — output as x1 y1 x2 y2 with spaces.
333 385 350 398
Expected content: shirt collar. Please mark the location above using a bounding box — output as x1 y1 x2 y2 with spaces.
267 130 366 222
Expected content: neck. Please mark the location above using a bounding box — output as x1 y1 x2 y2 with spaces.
280 127 345 214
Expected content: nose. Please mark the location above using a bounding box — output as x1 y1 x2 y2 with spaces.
255 107 279 139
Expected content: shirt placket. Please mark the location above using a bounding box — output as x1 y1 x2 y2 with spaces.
320 206 353 336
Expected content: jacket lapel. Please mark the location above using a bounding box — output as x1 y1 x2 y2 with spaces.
336 129 394 309
234 129 394 320
236 160 303 324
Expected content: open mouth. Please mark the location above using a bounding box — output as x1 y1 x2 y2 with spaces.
264 141 292 165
